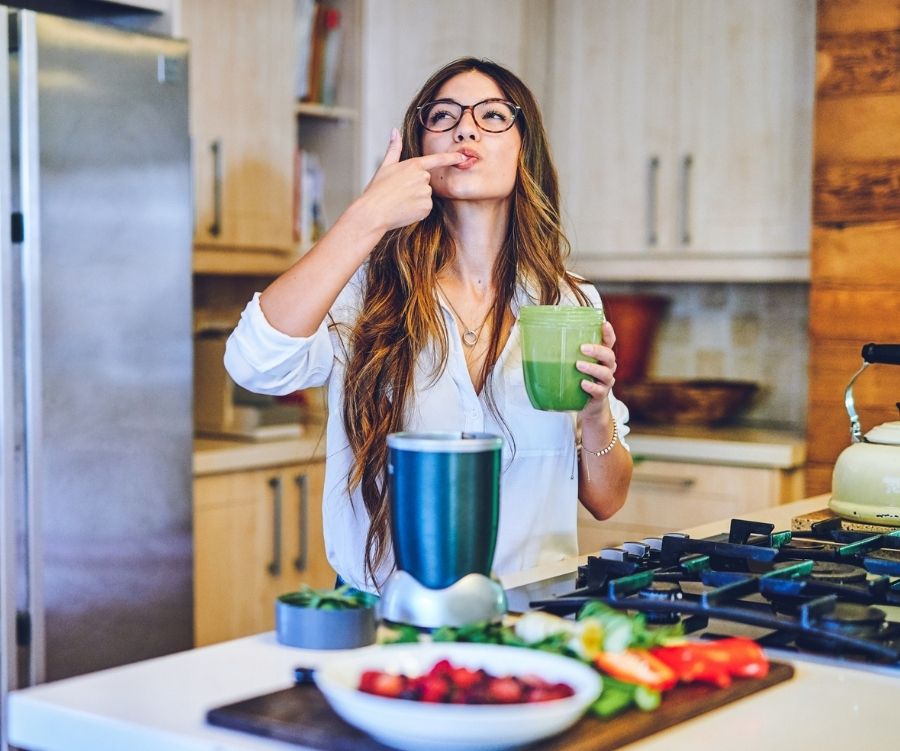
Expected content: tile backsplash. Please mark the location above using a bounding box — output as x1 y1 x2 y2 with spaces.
593 282 809 431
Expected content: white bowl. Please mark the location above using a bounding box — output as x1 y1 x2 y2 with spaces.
314 642 601 751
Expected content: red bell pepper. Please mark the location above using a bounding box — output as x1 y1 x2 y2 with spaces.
593 649 679 692
650 637 769 688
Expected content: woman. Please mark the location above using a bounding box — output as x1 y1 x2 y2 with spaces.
225 58 632 593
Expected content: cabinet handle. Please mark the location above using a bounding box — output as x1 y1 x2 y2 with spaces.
266 476 283 576
293 473 309 572
208 139 222 237
633 474 697 490
680 153 693 245
647 155 660 246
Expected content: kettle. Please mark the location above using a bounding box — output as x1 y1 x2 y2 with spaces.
829 343 900 526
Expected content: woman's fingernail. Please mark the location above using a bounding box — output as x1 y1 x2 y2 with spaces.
580 344 592 355
576 361 587 372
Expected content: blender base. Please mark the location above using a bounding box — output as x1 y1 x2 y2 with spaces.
378 571 507 629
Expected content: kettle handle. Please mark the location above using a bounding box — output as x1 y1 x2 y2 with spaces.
846 343 900 443
862 343 900 365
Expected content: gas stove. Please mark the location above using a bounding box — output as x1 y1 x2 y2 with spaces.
506 517 900 676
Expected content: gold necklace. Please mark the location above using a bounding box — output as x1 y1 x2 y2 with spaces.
436 282 493 347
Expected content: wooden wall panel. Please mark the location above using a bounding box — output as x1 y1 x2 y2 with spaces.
815 96 900 160
816 0 900 33
812 222 900 283
806 463 835 496
814 159 900 222
808 0 900 496
806 402 896 462
808 340 900 405
816 29 900 97
809 287 900 339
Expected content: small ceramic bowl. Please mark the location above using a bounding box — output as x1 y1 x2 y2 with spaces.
275 595 377 650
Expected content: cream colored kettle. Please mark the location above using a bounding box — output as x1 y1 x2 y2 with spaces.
830 343 900 527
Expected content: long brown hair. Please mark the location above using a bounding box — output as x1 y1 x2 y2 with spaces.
341 58 590 587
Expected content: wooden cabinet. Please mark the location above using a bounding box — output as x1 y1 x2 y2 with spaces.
180 0 297 267
578 459 805 554
549 0 816 282
193 459 334 646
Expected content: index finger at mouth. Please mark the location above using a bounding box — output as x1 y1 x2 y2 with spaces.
417 151 467 170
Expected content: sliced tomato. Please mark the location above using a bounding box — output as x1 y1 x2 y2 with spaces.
593 649 678 692
650 637 769 688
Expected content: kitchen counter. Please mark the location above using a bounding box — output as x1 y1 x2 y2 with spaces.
626 424 805 469
193 430 326 476
7 497 896 751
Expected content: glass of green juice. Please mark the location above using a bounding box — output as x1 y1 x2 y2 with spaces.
519 305 605 411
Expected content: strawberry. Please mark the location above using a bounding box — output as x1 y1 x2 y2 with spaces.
487 676 524 704
428 659 453 678
450 666 482 690
368 672 406 698
420 675 450 703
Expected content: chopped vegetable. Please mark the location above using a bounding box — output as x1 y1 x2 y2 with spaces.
650 637 769 688
592 649 678 692
576 600 683 651
591 675 661 718
278 584 377 610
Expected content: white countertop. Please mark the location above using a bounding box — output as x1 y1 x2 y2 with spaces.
193 431 326 476
626 425 806 469
8 497 898 751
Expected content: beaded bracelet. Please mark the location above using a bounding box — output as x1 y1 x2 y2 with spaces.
578 419 619 457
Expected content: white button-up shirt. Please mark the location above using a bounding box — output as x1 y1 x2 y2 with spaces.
224 270 630 592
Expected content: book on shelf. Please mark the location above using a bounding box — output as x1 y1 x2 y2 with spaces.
293 149 325 248
295 0 343 106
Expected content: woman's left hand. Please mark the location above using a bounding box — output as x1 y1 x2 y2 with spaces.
576 321 617 417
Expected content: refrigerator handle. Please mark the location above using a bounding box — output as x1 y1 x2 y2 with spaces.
1 9 21 725
293 473 309 572
266 476 283 577
208 139 222 237
16 9 46 689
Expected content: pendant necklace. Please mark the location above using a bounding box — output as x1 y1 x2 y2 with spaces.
436 282 493 347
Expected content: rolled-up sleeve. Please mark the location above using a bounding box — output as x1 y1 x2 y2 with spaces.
224 293 335 395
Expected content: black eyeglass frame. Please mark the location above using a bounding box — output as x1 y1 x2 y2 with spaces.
416 98 522 133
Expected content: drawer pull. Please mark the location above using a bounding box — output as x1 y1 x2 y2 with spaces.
293 473 309 572
633 474 697 489
266 476 283 576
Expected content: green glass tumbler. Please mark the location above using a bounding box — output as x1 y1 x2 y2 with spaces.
519 305 605 411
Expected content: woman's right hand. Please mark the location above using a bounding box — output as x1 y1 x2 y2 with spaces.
356 128 466 234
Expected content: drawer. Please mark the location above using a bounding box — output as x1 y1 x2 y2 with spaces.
577 460 798 552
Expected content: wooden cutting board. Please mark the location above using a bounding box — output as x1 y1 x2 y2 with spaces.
207 662 793 751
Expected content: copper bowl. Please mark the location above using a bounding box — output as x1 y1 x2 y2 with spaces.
615 379 760 426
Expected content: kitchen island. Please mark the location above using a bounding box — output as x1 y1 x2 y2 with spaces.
7 496 898 751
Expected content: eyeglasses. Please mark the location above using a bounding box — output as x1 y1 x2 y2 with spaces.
417 98 521 133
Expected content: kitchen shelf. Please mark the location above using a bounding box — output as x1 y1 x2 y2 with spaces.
295 102 358 121
193 247 300 276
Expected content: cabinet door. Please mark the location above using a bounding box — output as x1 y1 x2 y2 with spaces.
577 460 789 554
183 0 295 252
675 0 815 255
279 461 335 591
193 468 290 646
549 0 677 262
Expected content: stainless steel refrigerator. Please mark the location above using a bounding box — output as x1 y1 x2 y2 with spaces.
0 9 193 748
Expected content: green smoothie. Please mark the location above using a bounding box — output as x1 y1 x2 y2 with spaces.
519 304 605 412
523 360 590 411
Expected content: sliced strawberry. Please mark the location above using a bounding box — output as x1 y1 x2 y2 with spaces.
450 666 482 690
369 672 406 698
420 675 450 703
428 659 454 678
487 676 524 704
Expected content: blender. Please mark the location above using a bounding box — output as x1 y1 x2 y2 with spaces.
378 432 508 628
